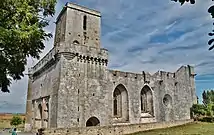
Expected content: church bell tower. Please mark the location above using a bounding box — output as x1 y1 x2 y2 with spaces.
54 3 101 50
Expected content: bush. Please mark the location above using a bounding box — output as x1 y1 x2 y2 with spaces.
10 115 22 126
191 104 207 117
198 117 214 123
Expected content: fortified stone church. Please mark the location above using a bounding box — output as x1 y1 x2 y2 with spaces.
25 2 197 131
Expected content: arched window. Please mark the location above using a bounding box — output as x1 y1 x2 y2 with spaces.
83 15 87 30
113 84 129 121
141 85 153 115
86 117 100 127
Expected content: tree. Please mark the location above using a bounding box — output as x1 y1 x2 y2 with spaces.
202 90 209 106
0 0 57 92
206 103 214 116
171 0 214 50
202 90 214 106
191 90 214 120
191 104 206 116
10 115 23 127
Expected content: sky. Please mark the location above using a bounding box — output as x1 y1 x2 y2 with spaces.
1 0 214 113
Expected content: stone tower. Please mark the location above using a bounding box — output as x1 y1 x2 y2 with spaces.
54 2 101 50
25 2 108 130
54 2 108 128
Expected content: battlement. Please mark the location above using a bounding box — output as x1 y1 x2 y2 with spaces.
57 43 108 60
76 53 108 66
108 70 174 81
159 71 175 79
108 65 195 83
109 70 144 79
151 65 195 82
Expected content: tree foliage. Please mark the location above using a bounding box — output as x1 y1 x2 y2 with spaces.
202 90 214 106
191 90 214 121
191 104 206 116
10 115 23 126
0 0 56 92
171 0 214 50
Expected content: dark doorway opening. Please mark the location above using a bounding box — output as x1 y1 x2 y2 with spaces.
86 117 100 127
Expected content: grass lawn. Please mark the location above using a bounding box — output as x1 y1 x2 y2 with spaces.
130 122 214 135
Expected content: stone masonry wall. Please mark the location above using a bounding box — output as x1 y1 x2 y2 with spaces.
173 66 196 120
56 46 109 127
43 119 193 135
57 55 80 128
31 59 61 128
107 70 157 125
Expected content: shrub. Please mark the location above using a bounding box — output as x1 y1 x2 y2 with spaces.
10 115 22 126
198 117 214 123
191 104 206 117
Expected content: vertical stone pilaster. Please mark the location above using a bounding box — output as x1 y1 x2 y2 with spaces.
47 97 51 128
43 97 50 128
32 100 35 128
34 101 39 128
42 98 46 128
24 73 33 132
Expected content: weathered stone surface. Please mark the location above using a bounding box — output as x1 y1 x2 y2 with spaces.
43 119 193 135
25 2 197 131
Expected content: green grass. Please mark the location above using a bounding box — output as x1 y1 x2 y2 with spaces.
130 122 214 135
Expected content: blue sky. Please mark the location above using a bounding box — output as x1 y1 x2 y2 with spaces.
0 0 214 113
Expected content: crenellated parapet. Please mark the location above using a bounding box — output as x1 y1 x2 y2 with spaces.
152 71 175 85
109 70 144 80
160 71 175 79
150 65 196 86
76 53 108 66
55 43 109 66
108 65 196 86
56 43 108 59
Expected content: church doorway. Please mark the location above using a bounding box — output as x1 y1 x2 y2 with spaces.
86 117 100 127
